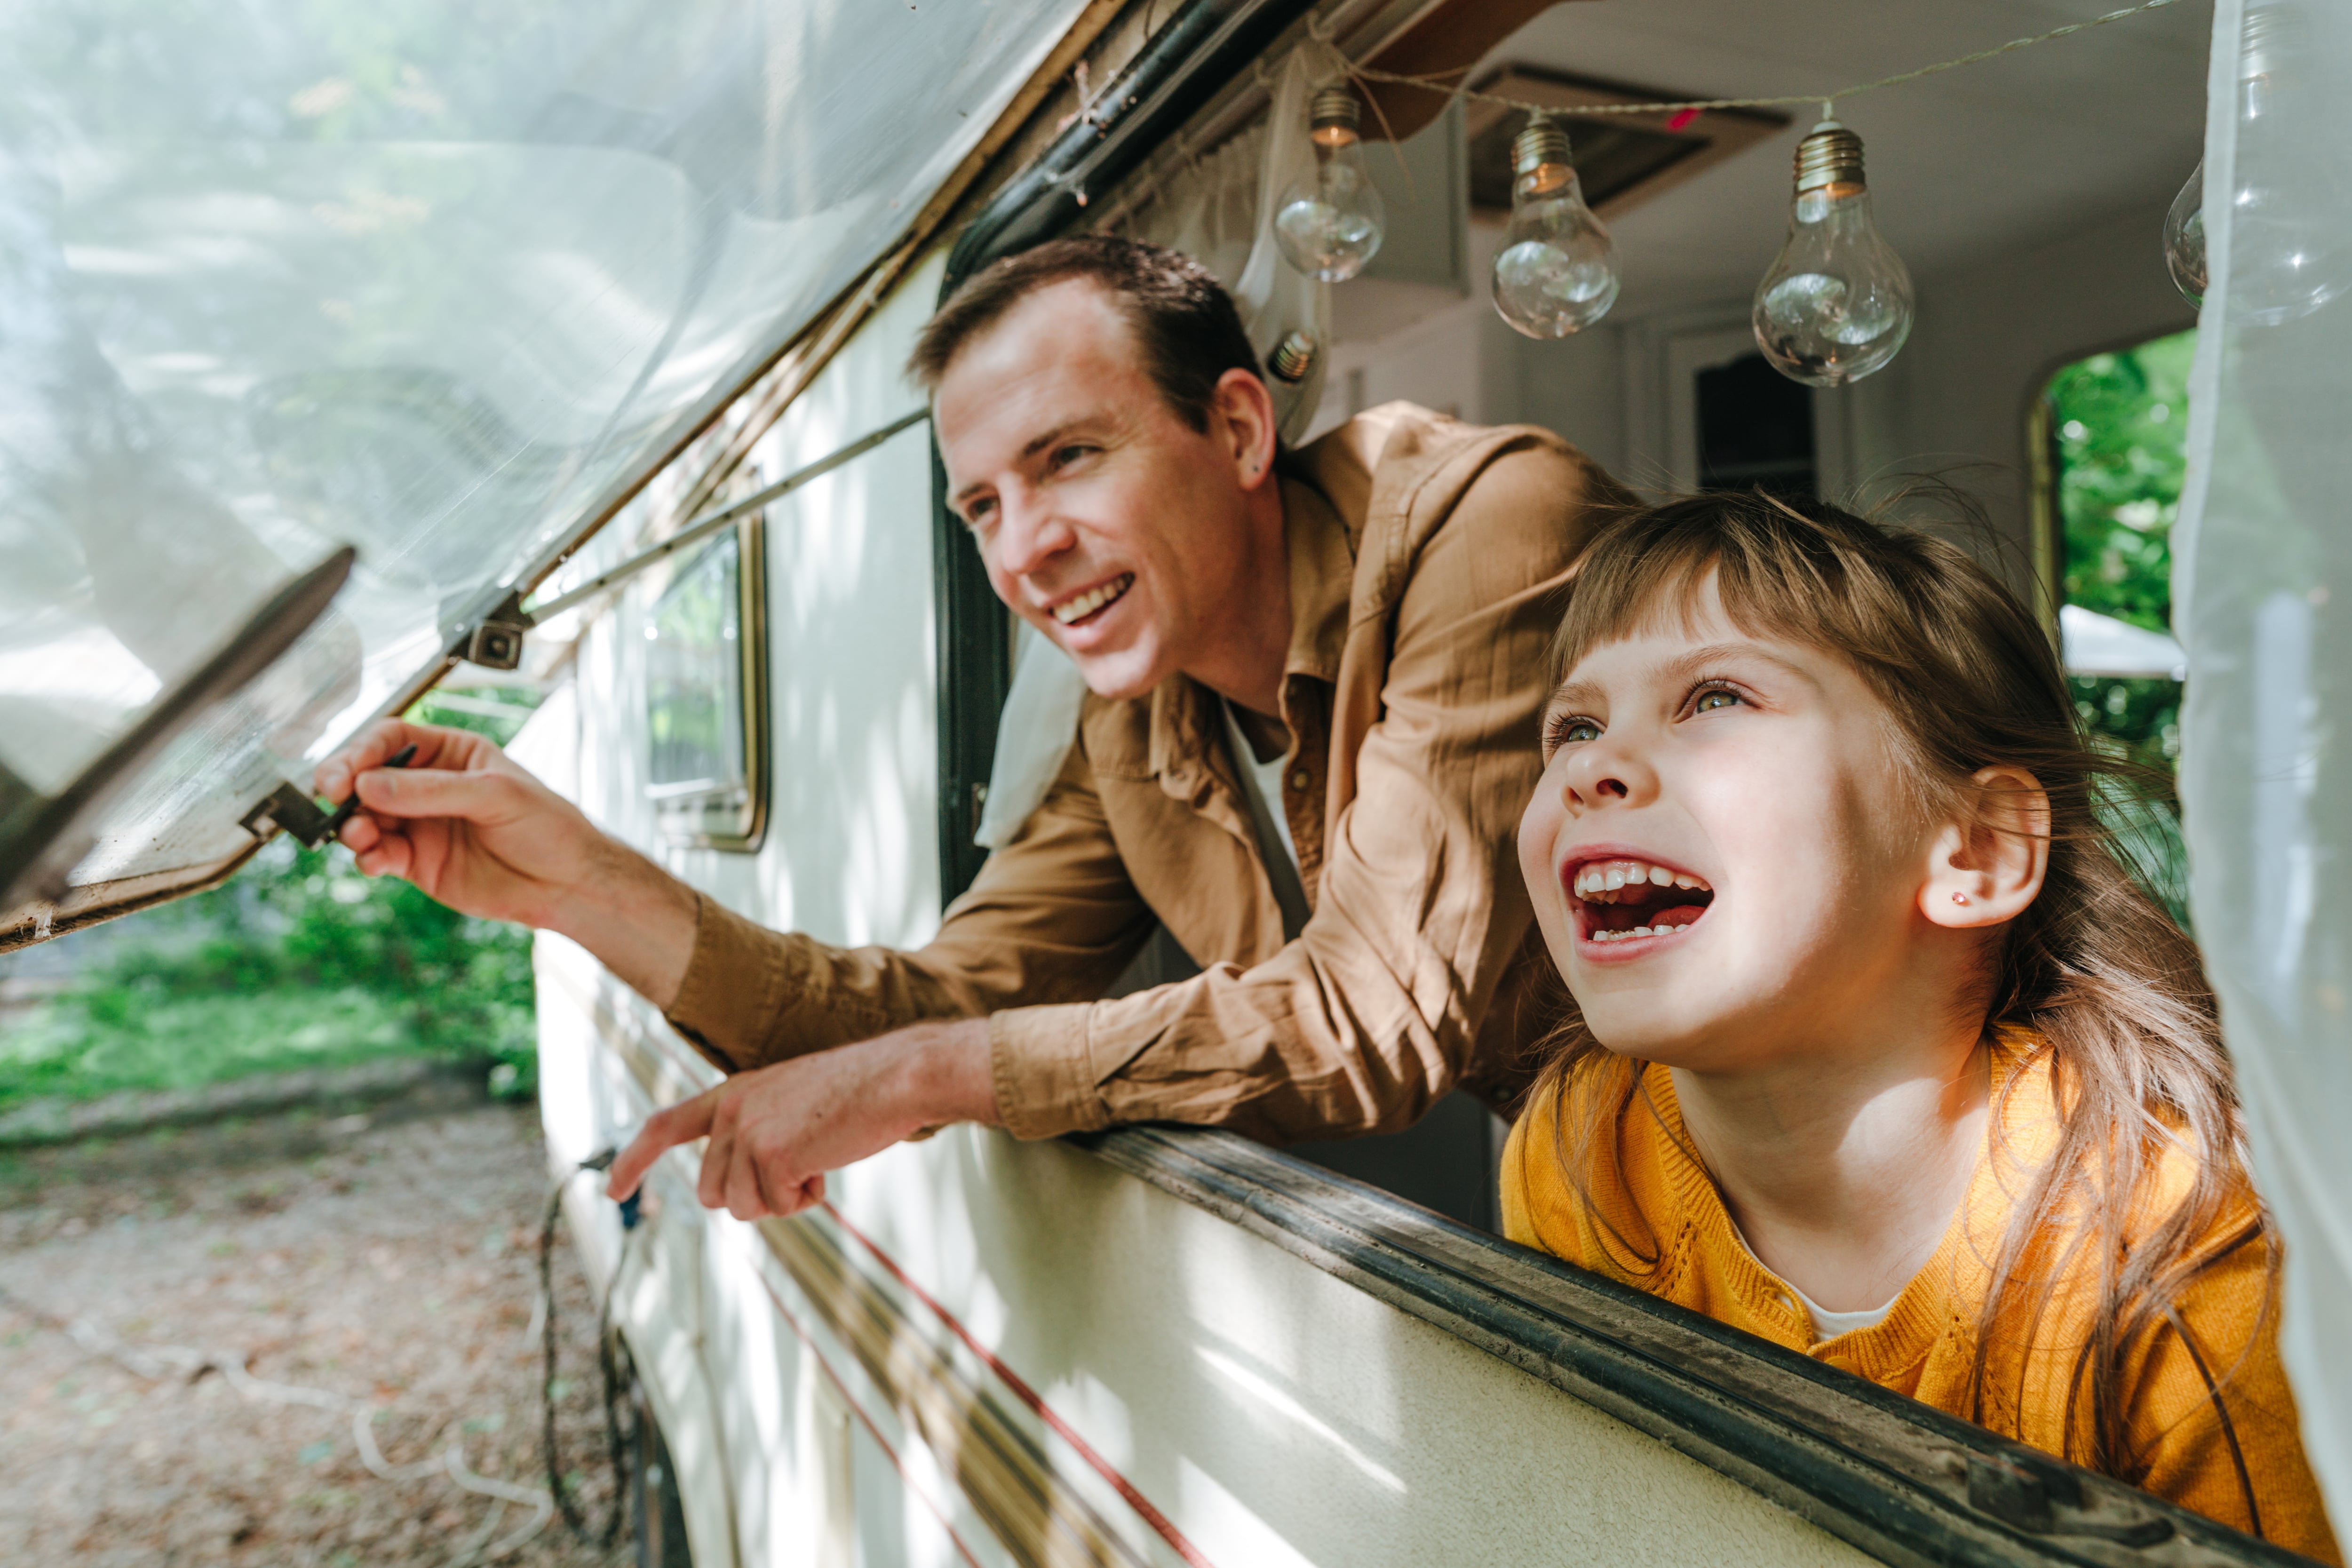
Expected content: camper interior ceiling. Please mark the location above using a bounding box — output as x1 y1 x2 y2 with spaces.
9 0 2342 1565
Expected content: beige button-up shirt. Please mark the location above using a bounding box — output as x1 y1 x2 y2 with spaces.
665 403 1629 1143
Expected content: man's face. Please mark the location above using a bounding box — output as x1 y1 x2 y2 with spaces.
934 280 1263 701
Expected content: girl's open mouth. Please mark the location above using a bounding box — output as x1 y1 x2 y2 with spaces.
1568 857 1714 949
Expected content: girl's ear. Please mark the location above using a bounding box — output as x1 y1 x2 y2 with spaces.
1921 765 2050 929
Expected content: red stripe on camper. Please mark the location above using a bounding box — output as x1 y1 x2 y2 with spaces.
821 1201 1219 1568
752 1266 990 1568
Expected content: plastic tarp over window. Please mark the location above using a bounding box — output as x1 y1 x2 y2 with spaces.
0 0 1086 924
2174 0 2352 1531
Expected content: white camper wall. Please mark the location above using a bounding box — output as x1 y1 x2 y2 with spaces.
572 254 948 956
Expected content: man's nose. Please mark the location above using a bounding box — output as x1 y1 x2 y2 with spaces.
1560 734 1659 814
993 492 1076 580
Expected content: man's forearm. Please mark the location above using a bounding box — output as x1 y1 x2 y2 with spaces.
543 835 702 1012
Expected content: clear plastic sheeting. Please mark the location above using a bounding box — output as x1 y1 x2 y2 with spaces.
2173 0 2352 1530
0 0 1085 905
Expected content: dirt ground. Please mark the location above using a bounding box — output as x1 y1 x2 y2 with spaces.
0 1077 636 1568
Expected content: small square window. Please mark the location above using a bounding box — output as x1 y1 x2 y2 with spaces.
644 519 767 851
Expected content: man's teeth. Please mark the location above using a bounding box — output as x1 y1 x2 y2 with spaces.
1052 573 1135 626
1572 859 1710 900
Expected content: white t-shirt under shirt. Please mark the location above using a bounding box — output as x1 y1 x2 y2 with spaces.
1726 1214 1900 1342
1221 699 1311 941
1791 1284 1899 1341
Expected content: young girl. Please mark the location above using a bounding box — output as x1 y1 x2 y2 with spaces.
1504 491 2338 1559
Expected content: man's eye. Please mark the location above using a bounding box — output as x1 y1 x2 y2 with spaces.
1051 444 1096 470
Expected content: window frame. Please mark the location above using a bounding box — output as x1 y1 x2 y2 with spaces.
643 513 770 855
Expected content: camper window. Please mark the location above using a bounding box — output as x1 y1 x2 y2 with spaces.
644 519 769 852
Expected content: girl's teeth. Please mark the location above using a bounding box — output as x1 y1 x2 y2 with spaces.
1573 859 1713 900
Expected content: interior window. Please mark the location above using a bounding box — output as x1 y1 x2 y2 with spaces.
2039 328 2196 922
1698 351 1818 498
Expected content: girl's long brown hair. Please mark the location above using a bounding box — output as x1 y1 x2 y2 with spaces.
1529 491 2269 1501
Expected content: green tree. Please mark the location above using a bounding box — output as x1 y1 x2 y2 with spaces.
2043 328 2195 924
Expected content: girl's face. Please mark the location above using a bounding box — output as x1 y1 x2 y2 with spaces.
1518 582 1947 1072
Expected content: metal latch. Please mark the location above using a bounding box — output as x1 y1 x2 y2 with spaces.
464 591 531 671
238 782 339 848
238 743 416 849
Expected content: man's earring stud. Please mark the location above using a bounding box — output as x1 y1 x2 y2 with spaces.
1952 891 1969 905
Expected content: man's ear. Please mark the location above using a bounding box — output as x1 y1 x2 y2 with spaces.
1920 764 2050 929
1209 367 1280 493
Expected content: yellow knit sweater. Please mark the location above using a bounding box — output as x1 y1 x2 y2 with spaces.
1500 1032 2339 1561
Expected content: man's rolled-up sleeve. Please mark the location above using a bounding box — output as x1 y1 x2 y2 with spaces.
988 440 1611 1143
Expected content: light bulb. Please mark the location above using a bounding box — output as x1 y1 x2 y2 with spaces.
1274 87 1384 282
2163 161 2206 308
1751 121 1913 387
1266 330 1319 385
1490 116 1619 339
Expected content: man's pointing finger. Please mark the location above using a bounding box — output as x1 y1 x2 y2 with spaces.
607 1090 718 1200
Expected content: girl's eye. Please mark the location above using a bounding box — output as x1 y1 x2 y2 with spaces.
1691 686 1743 716
1548 714 1602 748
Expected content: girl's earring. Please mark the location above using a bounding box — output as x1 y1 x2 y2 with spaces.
1951 891 1969 905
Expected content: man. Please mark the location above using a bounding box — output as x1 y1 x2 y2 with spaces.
318 237 1629 1220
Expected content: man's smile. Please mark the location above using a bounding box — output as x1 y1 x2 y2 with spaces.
1047 571 1136 628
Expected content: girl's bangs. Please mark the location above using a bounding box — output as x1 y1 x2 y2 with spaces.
1550 498 1867 685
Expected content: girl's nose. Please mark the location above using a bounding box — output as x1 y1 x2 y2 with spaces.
1561 736 1657 813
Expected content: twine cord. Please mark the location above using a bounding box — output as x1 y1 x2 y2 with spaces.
1340 0 2177 122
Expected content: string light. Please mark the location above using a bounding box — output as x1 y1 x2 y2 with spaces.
1752 117 1914 386
2164 163 2206 308
1273 86 1385 281
1309 0 2181 369
1341 0 2179 127
1491 115 1619 338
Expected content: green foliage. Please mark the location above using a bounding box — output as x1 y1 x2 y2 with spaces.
407 684 542 747
0 838 535 1112
2045 329 2196 926
2049 330 2195 638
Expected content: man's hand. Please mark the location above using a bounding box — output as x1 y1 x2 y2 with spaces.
606 1018 998 1220
315 719 699 1009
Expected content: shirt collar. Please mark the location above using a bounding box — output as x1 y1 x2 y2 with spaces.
1278 470 1355 687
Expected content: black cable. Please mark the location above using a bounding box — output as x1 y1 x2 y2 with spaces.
595 1264 644 1551
539 1148 638 1546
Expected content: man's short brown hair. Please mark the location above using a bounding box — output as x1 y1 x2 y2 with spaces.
908 236 1262 431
